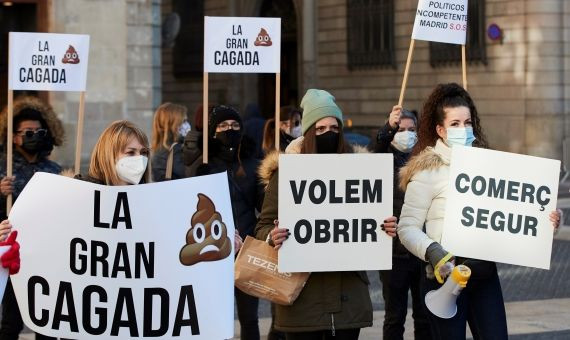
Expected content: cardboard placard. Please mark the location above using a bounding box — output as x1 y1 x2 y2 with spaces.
204 16 281 73
441 147 560 269
9 173 235 339
412 0 469 45
9 32 90 91
278 154 394 272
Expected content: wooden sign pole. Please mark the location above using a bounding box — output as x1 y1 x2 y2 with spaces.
74 91 86 174
274 73 281 151
461 44 468 90
203 72 209 164
398 39 416 107
6 89 13 213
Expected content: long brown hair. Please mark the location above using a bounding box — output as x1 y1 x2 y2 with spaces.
88 120 151 185
301 118 350 154
413 83 488 155
151 102 188 150
262 106 302 153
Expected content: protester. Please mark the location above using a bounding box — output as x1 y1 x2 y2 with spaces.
255 89 397 340
261 106 302 154
183 105 262 340
151 102 189 181
375 105 431 340
0 96 64 340
397 83 561 340
243 103 266 159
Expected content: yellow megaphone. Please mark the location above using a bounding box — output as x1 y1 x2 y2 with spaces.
425 264 471 319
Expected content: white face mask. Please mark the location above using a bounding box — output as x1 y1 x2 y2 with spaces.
391 131 417 153
178 121 191 138
289 125 302 138
116 155 148 185
446 127 476 147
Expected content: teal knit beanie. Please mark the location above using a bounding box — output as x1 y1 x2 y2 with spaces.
300 89 343 135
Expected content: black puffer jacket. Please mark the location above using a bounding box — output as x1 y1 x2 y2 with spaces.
375 122 412 258
183 132 263 238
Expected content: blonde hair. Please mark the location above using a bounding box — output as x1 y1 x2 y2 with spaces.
151 102 188 150
88 120 151 185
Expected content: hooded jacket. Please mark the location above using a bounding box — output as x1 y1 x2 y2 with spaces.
255 137 373 332
0 96 65 148
397 139 450 261
0 96 65 218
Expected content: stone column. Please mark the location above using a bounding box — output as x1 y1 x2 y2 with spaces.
523 0 564 159
301 0 317 92
49 0 128 170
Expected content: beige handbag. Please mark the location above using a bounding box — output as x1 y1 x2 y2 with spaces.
235 236 310 305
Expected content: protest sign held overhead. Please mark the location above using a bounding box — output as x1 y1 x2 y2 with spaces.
9 32 90 91
278 154 394 273
441 146 560 270
412 0 469 45
204 16 281 73
9 173 235 339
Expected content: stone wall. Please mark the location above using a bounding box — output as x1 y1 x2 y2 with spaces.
161 0 568 159
48 0 161 171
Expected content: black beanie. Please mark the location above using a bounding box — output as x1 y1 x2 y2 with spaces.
208 105 242 137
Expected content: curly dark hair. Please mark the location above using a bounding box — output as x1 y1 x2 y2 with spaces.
412 83 489 155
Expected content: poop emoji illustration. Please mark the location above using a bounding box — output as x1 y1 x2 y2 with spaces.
180 193 232 266
62 45 80 64
254 28 272 47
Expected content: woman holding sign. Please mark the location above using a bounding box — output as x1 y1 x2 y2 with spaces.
256 89 398 340
397 83 561 339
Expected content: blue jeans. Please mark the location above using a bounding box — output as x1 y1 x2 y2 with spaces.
420 262 508 340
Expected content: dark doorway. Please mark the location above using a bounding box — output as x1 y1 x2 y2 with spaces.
0 0 48 109
258 0 298 118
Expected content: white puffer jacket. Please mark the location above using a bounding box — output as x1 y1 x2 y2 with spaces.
397 139 451 261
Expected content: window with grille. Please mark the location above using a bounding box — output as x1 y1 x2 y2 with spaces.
347 0 395 69
429 0 487 67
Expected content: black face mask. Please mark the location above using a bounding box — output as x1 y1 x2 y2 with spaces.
21 133 51 155
215 130 242 149
316 131 339 154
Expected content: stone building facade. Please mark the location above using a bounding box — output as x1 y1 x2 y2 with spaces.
1 0 569 169
162 0 570 164
1 0 162 170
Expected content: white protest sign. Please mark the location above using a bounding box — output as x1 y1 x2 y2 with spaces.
204 16 281 73
9 32 90 91
9 172 235 339
278 154 393 272
441 147 560 269
412 0 468 45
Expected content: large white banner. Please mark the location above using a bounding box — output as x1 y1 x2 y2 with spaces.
204 16 281 73
441 147 560 269
412 0 468 45
9 173 235 339
278 154 393 272
9 32 90 91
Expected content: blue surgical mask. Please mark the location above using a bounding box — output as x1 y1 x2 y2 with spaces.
446 127 476 147
391 131 417 153
178 121 191 137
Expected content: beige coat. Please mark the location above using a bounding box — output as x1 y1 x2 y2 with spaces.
398 139 451 261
